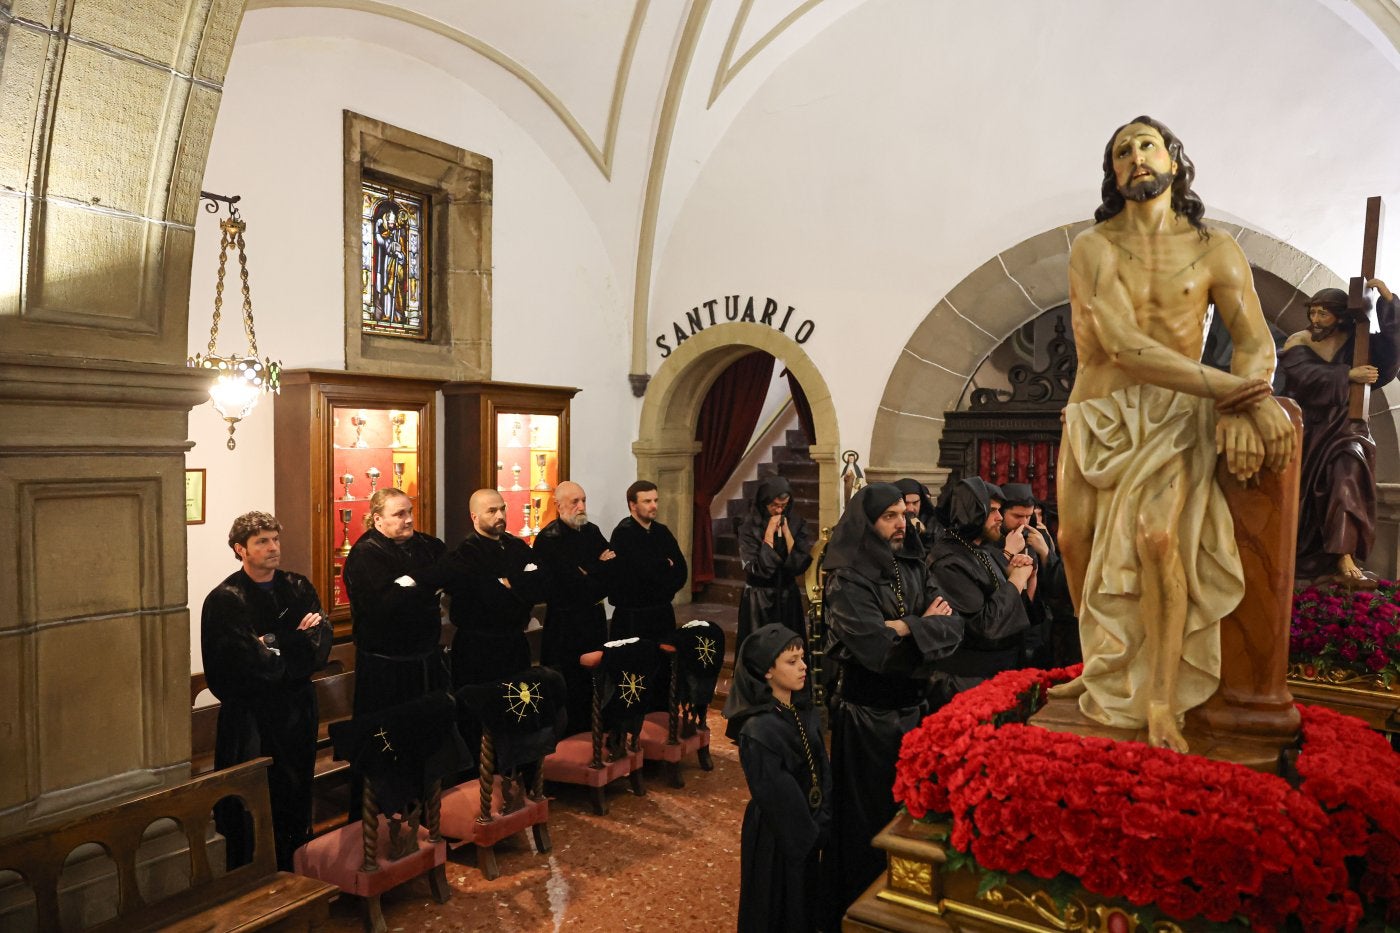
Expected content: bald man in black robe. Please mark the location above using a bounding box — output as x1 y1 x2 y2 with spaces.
440 489 547 687
821 483 964 925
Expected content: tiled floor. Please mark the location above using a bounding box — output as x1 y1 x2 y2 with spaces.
322 739 746 932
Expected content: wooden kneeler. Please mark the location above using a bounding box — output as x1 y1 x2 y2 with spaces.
640 621 724 787
294 781 449 933
440 668 563 879
301 689 467 933
541 639 660 815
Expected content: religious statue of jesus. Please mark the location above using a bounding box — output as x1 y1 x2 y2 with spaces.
1050 116 1296 753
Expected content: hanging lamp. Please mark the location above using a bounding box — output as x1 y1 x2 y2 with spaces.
187 192 281 450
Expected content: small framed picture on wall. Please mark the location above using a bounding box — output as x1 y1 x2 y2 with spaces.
185 468 206 525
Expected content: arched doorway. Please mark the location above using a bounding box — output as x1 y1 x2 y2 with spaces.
634 323 840 603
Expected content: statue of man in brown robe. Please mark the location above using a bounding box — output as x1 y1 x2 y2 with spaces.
1280 280 1399 585
1051 116 1296 753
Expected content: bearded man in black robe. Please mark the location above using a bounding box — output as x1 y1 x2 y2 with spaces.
202 511 331 870
821 483 964 925
441 489 547 687
1280 280 1399 585
735 475 813 646
533 480 615 733
609 480 688 640
928 478 1033 704
893 476 940 558
992 483 1060 668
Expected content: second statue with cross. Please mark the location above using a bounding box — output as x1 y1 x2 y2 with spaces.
1280 196 1400 587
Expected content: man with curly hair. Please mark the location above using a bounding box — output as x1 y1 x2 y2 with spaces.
202 510 331 870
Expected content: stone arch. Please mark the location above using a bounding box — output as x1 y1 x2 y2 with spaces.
869 221 1400 485
634 323 840 601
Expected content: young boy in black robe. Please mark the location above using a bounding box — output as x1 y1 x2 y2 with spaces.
723 623 832 933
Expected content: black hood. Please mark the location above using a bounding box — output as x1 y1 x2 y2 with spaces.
722 623 804 739
946 477 1003 539
823 483 904 580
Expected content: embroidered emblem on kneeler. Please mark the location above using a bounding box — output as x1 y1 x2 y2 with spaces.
503 680 542 721
617 672 647 707
695 636 716 667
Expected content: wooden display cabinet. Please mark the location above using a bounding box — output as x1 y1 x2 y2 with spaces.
274 369 442 639
442 381 579 546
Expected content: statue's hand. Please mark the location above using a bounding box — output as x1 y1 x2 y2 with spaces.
1247 398 1296 475
1367 278 1392 302
1349 365 1379 385
1215 412 1264 481
1215 378 1272 415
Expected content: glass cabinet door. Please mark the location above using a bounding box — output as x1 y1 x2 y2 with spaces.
494 412 559 543
329 406 424 610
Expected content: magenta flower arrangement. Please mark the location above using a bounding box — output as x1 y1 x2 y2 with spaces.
1290 581 1400 687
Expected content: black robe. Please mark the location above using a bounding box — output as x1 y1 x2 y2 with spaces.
532 518 614 733
928 536 1031 700
341 528 450 716
981 540 1055 668
1281 295 1399 578
437 529 546 687
820 484 965 926
201 568 331 870
736 704 831 933
608 516 688 640
736 476 813 647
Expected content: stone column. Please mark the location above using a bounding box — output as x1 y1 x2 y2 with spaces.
0 0 243 838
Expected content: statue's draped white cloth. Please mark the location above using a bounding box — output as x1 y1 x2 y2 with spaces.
1063 385 1244 727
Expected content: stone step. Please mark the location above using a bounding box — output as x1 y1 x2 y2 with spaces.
756 460 818 481
696 578 744 608
723 493 818 519
712 553 744 581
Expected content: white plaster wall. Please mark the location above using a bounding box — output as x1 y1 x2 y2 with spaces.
186 33 634 670
649 0 1400 465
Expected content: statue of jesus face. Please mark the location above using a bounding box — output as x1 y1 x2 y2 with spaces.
1111 123 1177 202
1307 304 1342 342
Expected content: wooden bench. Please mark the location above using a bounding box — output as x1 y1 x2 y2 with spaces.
192 660 358 836
0 757 337 932
192 656 356 783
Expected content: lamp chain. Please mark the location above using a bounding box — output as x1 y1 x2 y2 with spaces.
206 220 232 356
233 222 259 357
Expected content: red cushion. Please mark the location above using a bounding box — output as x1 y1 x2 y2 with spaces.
293 815 444 896
639 712 711 762
541 733 643 786
439 778 549 847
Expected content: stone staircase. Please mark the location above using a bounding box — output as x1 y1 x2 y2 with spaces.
691 429 818 709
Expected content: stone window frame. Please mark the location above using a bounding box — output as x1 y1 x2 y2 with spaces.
342 111 492 380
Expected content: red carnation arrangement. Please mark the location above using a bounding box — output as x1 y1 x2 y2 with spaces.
1291 581 1400 684
893 665 1399 931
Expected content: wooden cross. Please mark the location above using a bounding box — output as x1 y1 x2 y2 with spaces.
1348 195 1385 421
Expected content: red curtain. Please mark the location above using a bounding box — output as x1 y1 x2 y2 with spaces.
781 367 817 446
976 439 1060 505
691 351 775 590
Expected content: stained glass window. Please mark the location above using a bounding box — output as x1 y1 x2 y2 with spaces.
361 177 429 339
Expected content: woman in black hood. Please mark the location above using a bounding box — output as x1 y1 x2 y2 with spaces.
736 475 814 646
